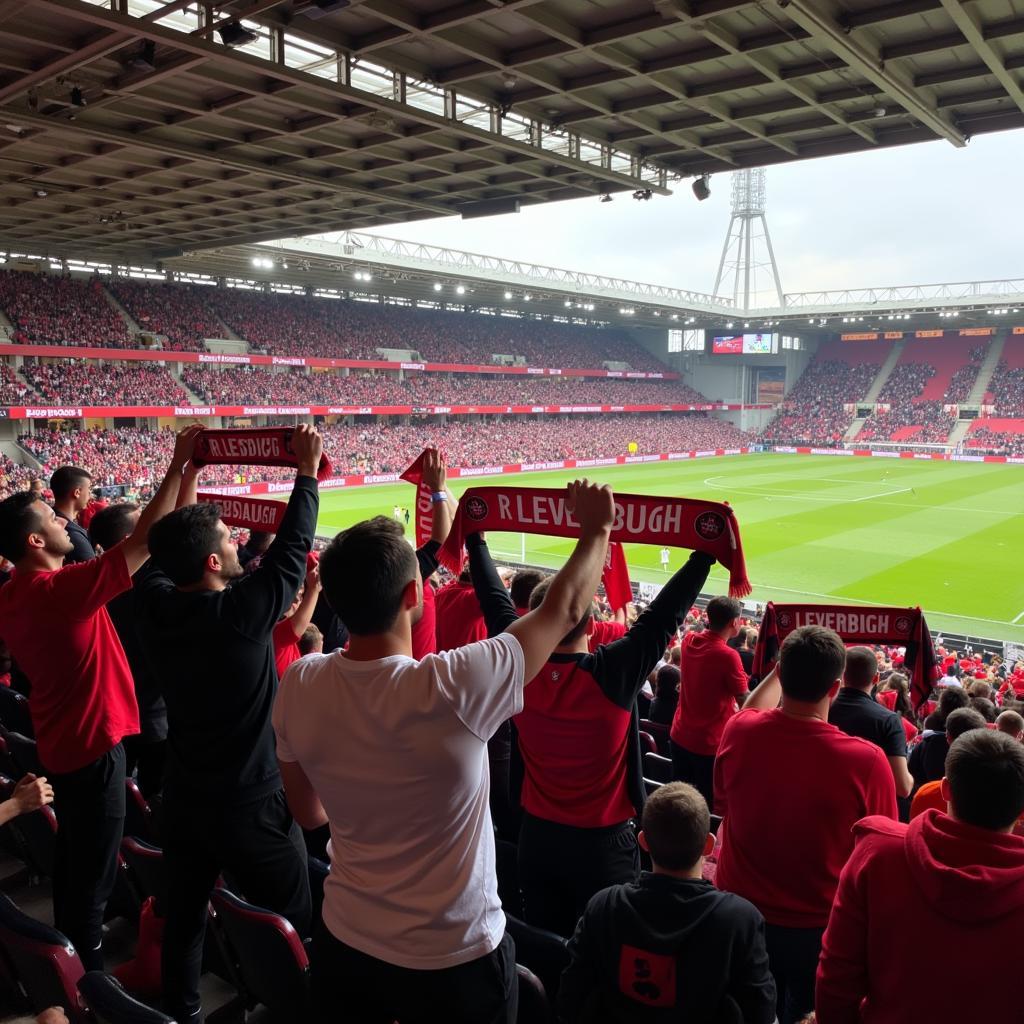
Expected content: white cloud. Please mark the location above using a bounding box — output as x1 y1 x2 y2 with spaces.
348 129 1024 298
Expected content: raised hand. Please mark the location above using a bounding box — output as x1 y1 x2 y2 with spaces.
291 424 324 479
567 479 615 537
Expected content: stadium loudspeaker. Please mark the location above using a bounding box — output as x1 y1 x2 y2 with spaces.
691 174 710 201
458 198 521 220
217 21 259 46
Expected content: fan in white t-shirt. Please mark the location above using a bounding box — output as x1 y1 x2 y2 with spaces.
273 462 616 1024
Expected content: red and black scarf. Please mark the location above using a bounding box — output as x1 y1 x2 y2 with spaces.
192 427 332 480
196 491 287 532
440 486 750 597
752 601 939 710
400 449 436 549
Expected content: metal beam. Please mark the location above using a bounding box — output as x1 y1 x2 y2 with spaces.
780 0 966 146
939 0 1024 116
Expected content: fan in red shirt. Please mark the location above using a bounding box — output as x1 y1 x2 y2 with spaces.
669 596 748 812
434 567 489 651
817 729 1024 1024
0 425 203 971
272 558 322 677
713 626 897 1024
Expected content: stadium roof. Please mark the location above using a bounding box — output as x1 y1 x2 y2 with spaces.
0 0 1022 262
154 230 1024 330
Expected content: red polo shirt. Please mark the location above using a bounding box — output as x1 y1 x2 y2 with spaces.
714 708 897 928
589 619 627 651
0 548 139 774
669 630 748 755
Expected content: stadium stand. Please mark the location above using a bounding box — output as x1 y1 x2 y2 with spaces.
0 364 31 404
0 272 132 349
107 281 223 353
19 360 188 407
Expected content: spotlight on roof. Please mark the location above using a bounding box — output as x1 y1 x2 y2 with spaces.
503 291 512 300
599 194 612 203
455 285 466 295
873 105 887 119
691 174 711 201
128 40 157 72
33 188 48 198
502 73 517 90
217 20 259 47
433 282 442 292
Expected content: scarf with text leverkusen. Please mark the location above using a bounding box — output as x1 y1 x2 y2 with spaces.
191 427 332 481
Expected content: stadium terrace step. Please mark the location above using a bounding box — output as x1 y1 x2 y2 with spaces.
100 284 143 336
966 333 1007 405
861 340 906 404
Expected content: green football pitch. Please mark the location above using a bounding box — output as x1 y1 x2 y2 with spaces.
306 453 1024 644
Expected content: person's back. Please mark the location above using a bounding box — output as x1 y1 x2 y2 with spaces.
713 626 897 1024
434 573 487 651
275 482 619 1024
559 783 774 1024
817 730 1024 1024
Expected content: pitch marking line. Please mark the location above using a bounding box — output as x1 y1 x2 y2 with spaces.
1013 610 1024 625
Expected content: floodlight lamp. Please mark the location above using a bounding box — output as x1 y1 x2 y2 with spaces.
599 194 612 203
692 174 710 201
433 282 442 291
218 20 259 47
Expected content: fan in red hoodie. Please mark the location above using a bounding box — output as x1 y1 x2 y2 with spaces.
817 728 1024 1024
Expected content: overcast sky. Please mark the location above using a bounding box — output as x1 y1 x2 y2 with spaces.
343 128 1024 302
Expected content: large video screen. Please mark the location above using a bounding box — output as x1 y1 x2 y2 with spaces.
711 333 777 354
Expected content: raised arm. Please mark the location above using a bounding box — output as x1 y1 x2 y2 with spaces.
282 563 322 641
120 425 203 575
467 533 518 637
227 426 321 637
420 449 455 545
593 551 713 706
176 460 201 510
505 481 613 682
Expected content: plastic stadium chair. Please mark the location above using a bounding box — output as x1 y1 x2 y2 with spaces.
6 800 57 881
78 971 175 1024
120 837 165 908
516 964 554 1024
0 893 87 1022
638 718 670 755
3 731 42 778
0 736 18 780
209 887 310 1022
124 778 154 843
0 688 33 738
505 915 569 1004
643 751 672 783
638 731 658 756
643 778 661 797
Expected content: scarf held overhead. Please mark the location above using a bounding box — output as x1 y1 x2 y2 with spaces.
440 486 750 598
191 427 332 481
602 542 633 612
196 491 287 533
400 449 436 549
752 601 939 711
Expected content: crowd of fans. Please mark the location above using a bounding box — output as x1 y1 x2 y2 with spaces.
966 427 1024 456
944 344 986 404
180 366 708 408
856 399 953 443
12 415 751 488
0 433 1020 1023
108 281 223 352
0 272 132 348
0 364 31 404
19 360 188 407
760 360 877 445
989 359 1024 416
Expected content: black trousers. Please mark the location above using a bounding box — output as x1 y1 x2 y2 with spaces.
49 743 126 972
311 916 517 1024
669 740 716 813
122 735 167 799
518 812 639 938
763 923 826 1024
161 789 311 1021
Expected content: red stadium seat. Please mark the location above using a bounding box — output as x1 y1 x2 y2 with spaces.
638 731 659 756
120 837 165 908
643 751 672 784
638 719 670 755
0 689 33 738
209 887 310 1021
2 731 42 778
516 963 554 1024
505 915 569 1004
0 893 87 1022
124 778 154 844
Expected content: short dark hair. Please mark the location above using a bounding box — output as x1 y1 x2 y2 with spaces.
148 503 223 586
944 707 987 742
0 491 42 562
996 710 1024 737
87 503 139 552
844 646 879 690
968 696 997 723
937 686 969 721
656 664 680 697
320 516 416 635
778 625 846 702
706 596 742 631
298 624 323 655
49 465 92 501
529 575 591 646
641 782 709 871
510 568 547 610
946 729 1024 830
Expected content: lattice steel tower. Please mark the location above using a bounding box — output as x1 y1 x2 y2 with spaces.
712 168 784 310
